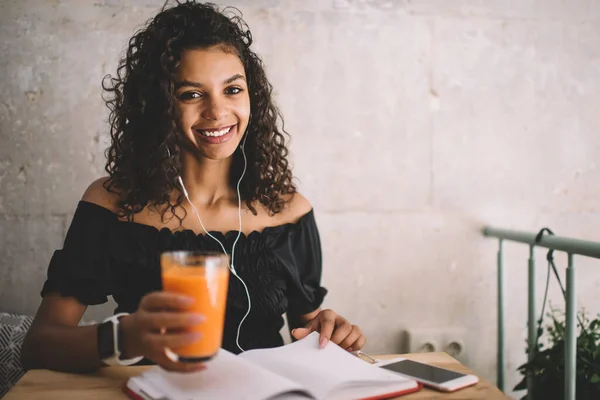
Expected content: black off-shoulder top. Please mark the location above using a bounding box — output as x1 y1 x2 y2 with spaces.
41 201 327 354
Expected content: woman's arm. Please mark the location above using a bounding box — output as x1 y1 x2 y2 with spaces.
281 195 366 349
20 294 102 372
21 292 208 373
20 180 117 372
21 180 207 373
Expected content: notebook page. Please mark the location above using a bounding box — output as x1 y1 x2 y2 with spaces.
136 349 314 400
239 332 416 399
240 355 342 397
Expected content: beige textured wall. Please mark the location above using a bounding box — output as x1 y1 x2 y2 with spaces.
2 1 600 397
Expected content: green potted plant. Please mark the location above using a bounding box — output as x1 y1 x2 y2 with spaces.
514 309 600 400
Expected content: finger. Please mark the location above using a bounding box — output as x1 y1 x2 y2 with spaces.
350 334 367 351
304 317 319 331
142 332 206 372
155 355 207 373
144 312 205 331
141 292 195 311
291 327 312 340
157 335 206 372
338 325 362 350
330 320 353 346
142 331 202 357
318 315 336 349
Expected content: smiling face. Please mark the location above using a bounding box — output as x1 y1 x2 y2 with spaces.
175 46 251 161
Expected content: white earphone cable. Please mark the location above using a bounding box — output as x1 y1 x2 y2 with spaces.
176 132 251 353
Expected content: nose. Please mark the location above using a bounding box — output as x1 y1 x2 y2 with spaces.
201 95 228 121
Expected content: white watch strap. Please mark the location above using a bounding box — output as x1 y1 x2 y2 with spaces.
101 312 144 366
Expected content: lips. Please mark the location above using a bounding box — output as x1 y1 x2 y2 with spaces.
193 124 237 144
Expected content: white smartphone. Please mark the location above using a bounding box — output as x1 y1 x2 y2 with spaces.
376 357 479 392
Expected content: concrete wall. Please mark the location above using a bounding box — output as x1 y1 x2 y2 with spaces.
2 0 600 397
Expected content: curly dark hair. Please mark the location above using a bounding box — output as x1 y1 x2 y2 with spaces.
102 0 296 223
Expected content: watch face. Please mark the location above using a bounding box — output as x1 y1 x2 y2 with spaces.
97 320 115 360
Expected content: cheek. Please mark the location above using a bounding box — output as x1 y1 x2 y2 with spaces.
237 97 251 121
177 104 196 129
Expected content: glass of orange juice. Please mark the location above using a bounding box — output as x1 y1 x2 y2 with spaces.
160 251 230 363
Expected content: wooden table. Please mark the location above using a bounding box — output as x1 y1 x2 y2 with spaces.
5 352 508 399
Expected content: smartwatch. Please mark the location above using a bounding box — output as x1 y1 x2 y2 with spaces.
97 313 143 366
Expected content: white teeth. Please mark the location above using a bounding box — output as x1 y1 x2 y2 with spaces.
199 126 231 137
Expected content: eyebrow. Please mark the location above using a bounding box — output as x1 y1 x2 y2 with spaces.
175 74 246 89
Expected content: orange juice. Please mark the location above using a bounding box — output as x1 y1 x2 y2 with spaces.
161 252 230 362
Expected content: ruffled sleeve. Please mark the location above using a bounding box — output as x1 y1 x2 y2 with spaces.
41 201 117 305
272 210 328 316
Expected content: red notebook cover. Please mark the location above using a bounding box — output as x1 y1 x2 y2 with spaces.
123 385 145 400
358 382 423 400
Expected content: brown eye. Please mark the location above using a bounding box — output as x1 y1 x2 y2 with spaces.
179 91 202 100
225 87 243 95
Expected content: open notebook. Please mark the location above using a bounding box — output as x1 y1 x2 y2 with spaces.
124 332 421 400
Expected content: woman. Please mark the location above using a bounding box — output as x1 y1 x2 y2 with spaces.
21 1 366 373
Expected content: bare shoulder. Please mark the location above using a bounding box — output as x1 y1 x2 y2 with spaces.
81 176 120 213
277 192 313 224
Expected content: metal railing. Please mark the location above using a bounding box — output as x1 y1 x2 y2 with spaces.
483 227 600 400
